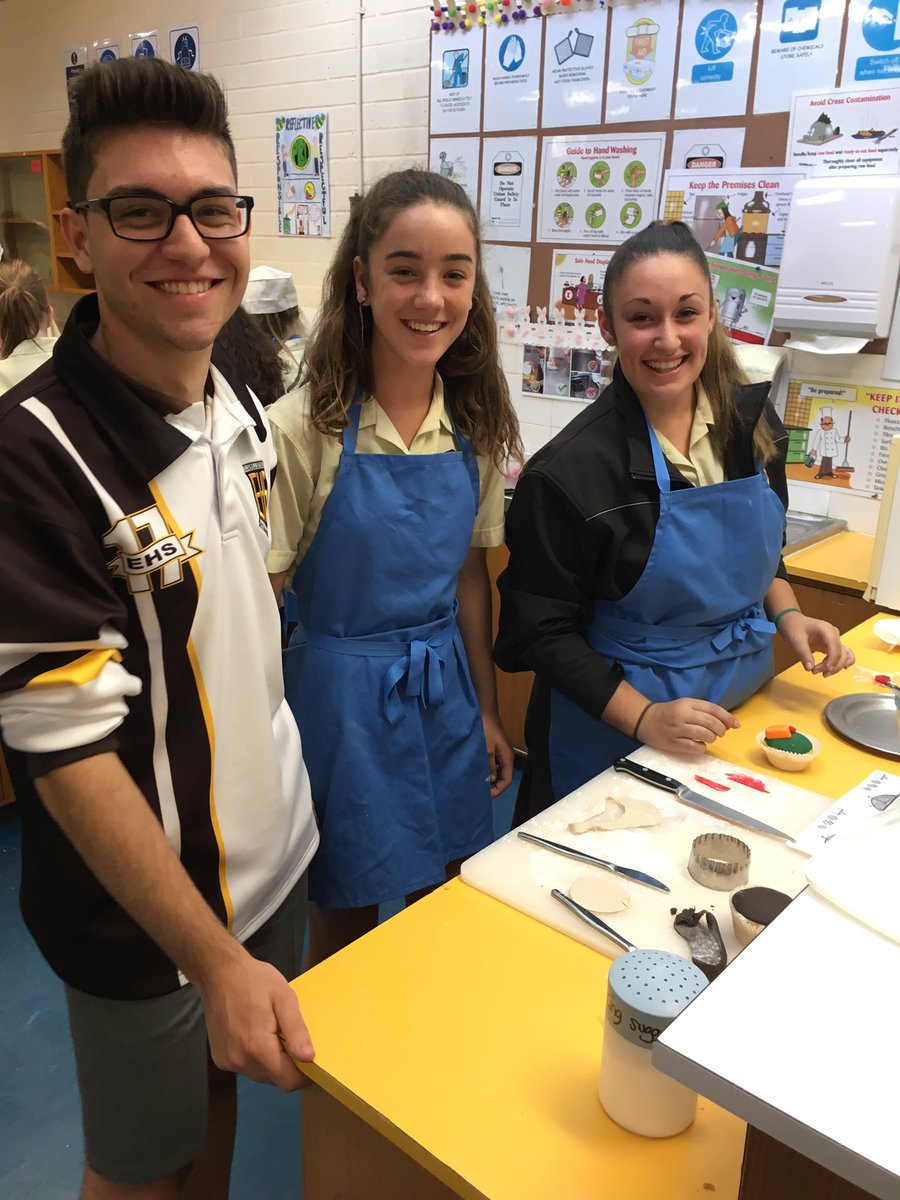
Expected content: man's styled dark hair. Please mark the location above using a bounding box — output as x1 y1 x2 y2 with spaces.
62 58 237 203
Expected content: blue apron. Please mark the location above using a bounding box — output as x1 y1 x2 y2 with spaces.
283 400 492 908
548 417 785 801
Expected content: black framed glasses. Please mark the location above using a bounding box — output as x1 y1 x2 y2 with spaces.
71 193 254 241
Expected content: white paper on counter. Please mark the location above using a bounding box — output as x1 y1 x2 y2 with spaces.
753 0 843 114
605 0 678 125
675 0 757 120
792 769 900 855
483 19 543 133
785 334 869 354
540 7 608 129
430 28 485 136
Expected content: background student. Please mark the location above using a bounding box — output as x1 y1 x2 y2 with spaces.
495 220 854 822
0 259 58 393
267 169 521 965
242 264 305 392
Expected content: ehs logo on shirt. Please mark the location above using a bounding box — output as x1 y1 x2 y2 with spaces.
243 459 269 530
104 505 202 594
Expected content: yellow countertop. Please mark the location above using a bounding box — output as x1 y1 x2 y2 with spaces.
292 880 745 1200
710 612 897 797
783 530 874 593
291 613 897 1199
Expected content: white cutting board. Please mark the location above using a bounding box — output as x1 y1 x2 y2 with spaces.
462 746 832 962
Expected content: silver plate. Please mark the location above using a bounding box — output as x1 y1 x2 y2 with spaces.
824 693 900 759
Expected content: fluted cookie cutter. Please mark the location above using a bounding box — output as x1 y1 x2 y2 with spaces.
688 832 751 891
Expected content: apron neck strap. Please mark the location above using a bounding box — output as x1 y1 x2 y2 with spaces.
644 415 672 494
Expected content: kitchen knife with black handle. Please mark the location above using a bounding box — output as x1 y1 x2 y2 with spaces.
613 758 792 841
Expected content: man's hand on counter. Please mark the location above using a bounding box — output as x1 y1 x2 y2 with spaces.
777 611 856 677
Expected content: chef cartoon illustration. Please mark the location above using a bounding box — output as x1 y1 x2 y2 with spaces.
808 406 850 479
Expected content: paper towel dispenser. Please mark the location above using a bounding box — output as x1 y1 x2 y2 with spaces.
773 176 900 339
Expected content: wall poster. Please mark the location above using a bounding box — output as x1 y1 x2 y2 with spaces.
484 18 543 132
275 111 330 238
675 0 758 119
605 0 679 124
787 84 900 175
548 246 614 322
430 28 485 135
707 253 780 345
537 133 665 244
482 243 532 315
777 376 900 499
660 168 807 268
540 7 608 129
429 136 481 206
844 0 900 84
670 126 746 170
479 136 538 243
753 0 843 113
521 341 614 402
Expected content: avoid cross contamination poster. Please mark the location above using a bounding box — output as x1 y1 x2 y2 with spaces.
753 0 844 114
605 0 679 124
675 0 758 119
538 134 664 244
787 84 900 174
275 112 330 238
540 7 608 129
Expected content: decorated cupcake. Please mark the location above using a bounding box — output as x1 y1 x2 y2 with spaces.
755 723 820 771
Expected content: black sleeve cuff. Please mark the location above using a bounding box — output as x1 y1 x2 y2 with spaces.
27 733 121 780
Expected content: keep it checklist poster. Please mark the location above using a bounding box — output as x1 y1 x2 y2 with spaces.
275 112 330 238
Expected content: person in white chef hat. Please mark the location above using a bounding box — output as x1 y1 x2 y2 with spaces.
808 405 849 480
242 265 305 390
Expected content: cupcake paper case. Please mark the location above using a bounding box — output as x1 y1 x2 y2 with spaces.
756 723 820 771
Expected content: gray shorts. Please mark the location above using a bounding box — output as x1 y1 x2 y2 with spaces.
65 876 307 1186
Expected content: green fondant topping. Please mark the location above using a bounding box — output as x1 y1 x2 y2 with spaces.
764 731 813 754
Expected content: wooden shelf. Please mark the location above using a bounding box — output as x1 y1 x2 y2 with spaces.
0 149 94 295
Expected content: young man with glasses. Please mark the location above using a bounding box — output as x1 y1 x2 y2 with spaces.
0 58 318 1199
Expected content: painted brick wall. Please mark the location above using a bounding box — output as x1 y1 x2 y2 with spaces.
0 0 432 311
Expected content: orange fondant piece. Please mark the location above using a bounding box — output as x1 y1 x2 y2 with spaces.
765 724 793 740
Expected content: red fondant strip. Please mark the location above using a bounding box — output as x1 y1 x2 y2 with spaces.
694 775 729 792
726 772 769 793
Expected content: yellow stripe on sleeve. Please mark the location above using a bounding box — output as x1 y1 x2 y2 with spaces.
26 648 123 690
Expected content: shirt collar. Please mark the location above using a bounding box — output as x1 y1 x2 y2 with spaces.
357 375 454 447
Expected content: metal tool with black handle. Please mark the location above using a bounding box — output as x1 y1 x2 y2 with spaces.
613 758 792 841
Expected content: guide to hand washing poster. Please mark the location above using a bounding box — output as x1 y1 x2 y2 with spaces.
540 7 608 129
660 168 807 268
275 112 330 238
605 0 679 124
675 0 758 119
787 84 900 174
537 134 664 244
776 377 900 498
753 0 843 114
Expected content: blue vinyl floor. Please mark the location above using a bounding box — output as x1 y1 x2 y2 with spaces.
0 780 518 1198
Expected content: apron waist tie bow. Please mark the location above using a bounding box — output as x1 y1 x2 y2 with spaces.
305 616 457 727
711 612 776 653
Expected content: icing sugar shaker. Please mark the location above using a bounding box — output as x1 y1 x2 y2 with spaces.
599 949 708 1137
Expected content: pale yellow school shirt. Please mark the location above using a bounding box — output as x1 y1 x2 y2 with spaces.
651 383 724 487
267 378 506 580
0 335 57 395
